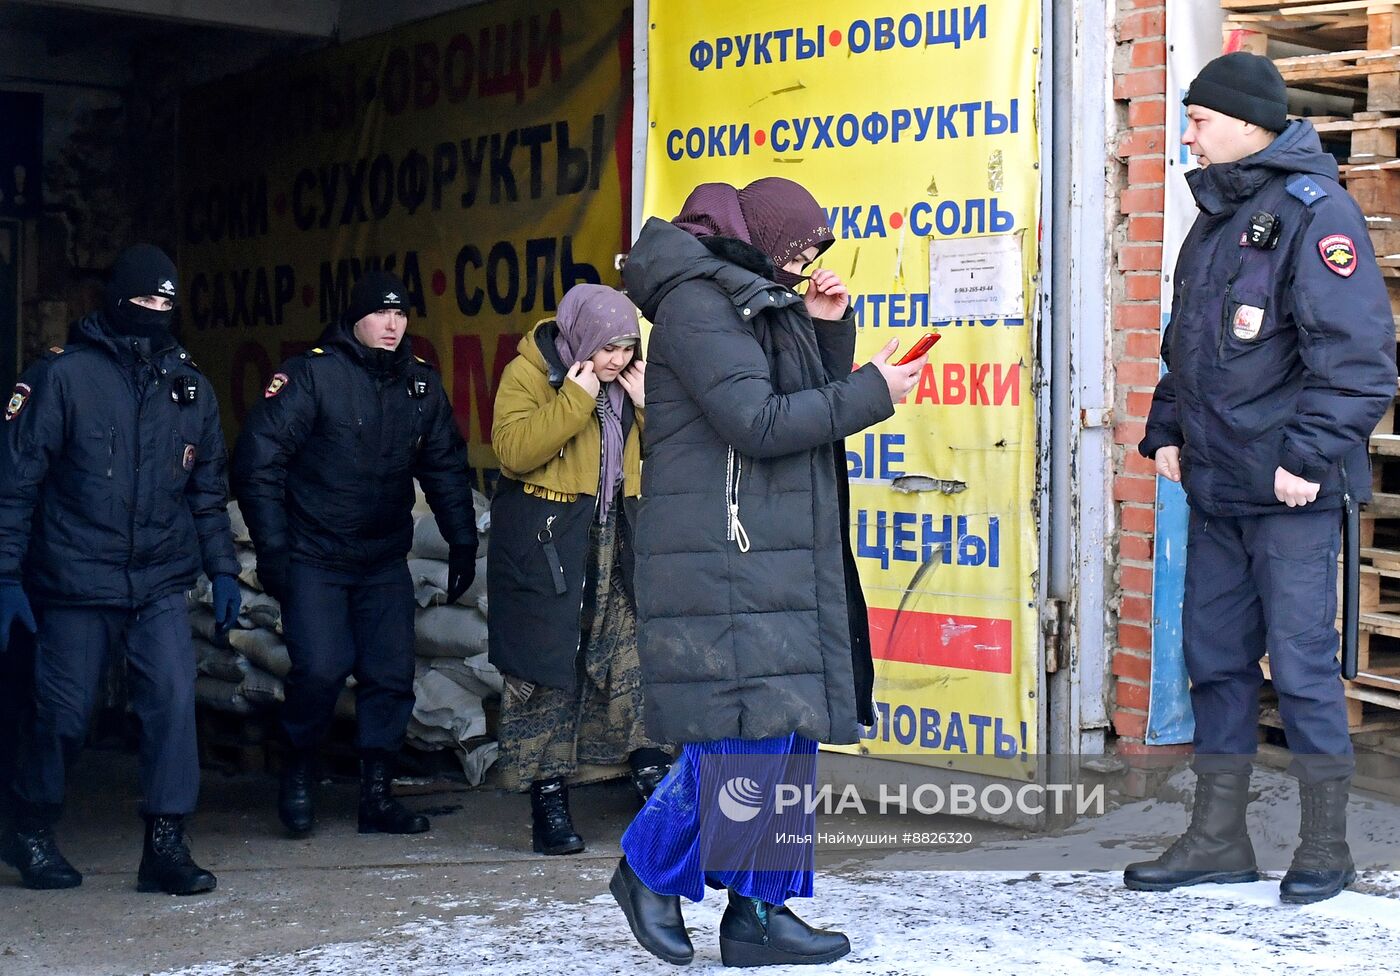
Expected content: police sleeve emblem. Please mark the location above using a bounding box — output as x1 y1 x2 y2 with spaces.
5 383 30 422
1318 234 1358 277
264 372 289 398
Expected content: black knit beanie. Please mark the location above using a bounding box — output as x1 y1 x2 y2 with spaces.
1184 52 1288 132
344 270 409 326
103 244 177 340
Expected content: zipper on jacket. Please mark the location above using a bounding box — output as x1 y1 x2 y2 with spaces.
105 426 116 478
537 507 587 660
537 514 568 595
124 363 148 605
1218 255 1246 358
725 447 751 553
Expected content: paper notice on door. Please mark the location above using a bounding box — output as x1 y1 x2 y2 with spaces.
929 233 1025 320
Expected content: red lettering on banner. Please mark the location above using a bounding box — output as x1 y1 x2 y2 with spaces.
452 332 521 442
913 362 1020 406
230 341 273 424
866 606 1013 674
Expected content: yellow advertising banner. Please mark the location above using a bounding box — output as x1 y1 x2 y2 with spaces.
177 0 632 478
645 1 1042 767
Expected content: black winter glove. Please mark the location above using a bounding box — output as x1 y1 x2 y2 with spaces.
446 546 476 604
257 553 291 605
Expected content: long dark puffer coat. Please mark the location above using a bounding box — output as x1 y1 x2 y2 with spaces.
622 218 894 745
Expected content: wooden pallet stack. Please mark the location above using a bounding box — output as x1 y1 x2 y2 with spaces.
1225 2 1400 742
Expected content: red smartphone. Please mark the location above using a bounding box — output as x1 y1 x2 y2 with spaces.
895 333 941 365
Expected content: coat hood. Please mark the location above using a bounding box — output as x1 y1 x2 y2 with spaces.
622 218 801 324
516 318 570 390
317 316 412 377
69 311 179 363
1188 119 1338 214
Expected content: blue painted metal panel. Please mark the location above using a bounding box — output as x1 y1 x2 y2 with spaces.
1146 475 1193 744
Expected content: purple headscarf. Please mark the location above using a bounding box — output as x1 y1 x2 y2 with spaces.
673 182 752 243
673 178 834 287
553 284 640 523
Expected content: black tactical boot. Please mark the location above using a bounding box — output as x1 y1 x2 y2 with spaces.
629 748 673 803
278 750 315 836
357 754 429 835
3 804 81 890
609 856 694 966
531 778 585 855
137 815 216 895
719 888 851 967
1280 778 1356 904
1124 771 1259 891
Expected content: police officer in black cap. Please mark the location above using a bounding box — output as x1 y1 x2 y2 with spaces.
1127 53 1397 904
232 270 477 837
0 243 241 894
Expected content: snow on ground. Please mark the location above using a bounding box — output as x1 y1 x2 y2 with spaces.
154 867 1400 976
142 765 1400 974
955 764 1400 872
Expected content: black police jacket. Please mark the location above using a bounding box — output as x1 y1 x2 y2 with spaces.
1142 120 1397 515
0 313 239 607
231 324 477 572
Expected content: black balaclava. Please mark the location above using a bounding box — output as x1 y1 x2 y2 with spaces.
344 270 411 375
103 244 178 341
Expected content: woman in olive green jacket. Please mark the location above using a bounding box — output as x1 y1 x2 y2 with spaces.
488 284 670 856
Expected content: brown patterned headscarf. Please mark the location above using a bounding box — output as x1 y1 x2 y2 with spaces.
737 177 834 277
673 178 834 288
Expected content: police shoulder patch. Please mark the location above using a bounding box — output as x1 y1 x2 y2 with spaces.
264 372 290 398
5 383 31 422
1318 233 1358 277
1286 175 1328 208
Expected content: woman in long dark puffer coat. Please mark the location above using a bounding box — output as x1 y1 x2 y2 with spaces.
607 177 928 968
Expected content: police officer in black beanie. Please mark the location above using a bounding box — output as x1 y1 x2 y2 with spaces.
232 271 477 837
1127 53 1396 904
0 243 241 893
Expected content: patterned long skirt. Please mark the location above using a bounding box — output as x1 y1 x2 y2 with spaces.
498 519 662 789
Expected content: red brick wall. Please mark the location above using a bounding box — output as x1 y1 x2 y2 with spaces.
1111 0 1167 747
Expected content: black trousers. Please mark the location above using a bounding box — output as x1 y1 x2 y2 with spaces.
280 559 416 754
1183 506 1353 782
13 593 199 818
0 627 35 825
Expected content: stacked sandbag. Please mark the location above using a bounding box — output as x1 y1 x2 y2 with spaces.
191 488 502 785
404 487 499 782
188 550 288 715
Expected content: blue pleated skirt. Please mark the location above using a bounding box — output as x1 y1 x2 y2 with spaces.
620 733 818 904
